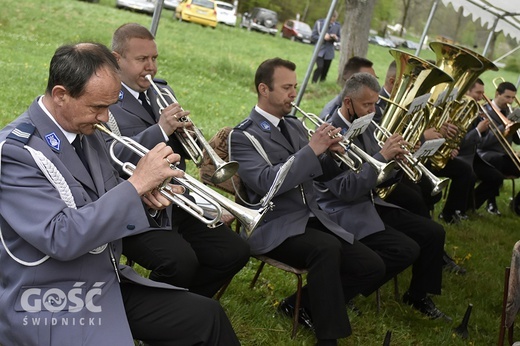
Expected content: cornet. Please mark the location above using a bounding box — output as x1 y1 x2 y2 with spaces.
145 75 238 185
291 102 396 185
95 123 285 237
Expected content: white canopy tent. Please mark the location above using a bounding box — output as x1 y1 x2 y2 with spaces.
416 0 520 61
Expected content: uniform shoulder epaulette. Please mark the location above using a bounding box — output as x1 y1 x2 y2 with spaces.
153 78 168 86
7 122 36 144
234 118 252 130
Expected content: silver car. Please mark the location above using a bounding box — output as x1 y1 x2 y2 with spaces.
115 0 155 14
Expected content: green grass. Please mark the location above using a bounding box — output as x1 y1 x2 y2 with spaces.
2 1 520 345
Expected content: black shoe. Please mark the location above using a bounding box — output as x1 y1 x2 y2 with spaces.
278 299 315 331
487 202 501 216
402 291 452 321
443 253 467 275
439 210 467 224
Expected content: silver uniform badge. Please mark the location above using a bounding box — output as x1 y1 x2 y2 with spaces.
260 121 271 131
45 133 61 151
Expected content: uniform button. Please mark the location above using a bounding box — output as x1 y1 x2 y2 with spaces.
127 224 136 230
310 173 315 177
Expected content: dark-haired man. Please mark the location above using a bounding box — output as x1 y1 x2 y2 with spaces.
477 81 520 215
0 42 239 345
230 58 385 346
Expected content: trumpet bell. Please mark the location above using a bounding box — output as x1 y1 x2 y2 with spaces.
211 160 240 185
431 176 450 196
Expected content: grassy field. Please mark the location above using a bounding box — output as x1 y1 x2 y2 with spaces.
1 1 520 345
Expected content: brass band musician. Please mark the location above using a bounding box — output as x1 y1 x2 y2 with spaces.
477 81 520 215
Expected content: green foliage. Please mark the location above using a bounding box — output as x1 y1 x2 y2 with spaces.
505 56 520 74
2 1 520 345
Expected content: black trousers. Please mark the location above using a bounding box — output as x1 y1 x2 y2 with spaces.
361 226 420 294
483 153 520 199
122 283 240 346
376 206 445 297
123 207 250 298
312 57 333 83
472 154 505 209
385 178 431 218
432 158 473 216
265 218 385 340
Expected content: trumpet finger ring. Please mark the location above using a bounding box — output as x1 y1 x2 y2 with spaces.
164 157 172 165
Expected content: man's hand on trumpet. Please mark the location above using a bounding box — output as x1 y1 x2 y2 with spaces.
308 123 344 156
380 133 408 161
128 142 185 199
158 102 192 136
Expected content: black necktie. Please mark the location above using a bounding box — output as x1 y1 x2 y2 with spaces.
139 91 155 118
278 119 291 142
72 135 90 172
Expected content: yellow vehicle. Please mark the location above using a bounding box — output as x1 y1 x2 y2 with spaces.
175 0 218 28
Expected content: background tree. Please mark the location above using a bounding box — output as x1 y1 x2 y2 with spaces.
336 0 377 84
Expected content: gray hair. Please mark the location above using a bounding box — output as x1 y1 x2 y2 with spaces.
340 72 380 100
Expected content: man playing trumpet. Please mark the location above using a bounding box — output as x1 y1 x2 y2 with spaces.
315 72 450 321
107 23 249 298
0 42 240 345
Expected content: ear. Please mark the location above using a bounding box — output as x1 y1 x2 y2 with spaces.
51 85 68 106
112 51 121 62
258 83 269 97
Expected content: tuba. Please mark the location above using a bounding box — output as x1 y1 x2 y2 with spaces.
94 123 292 237
375 49 453 198
145 75 239 185
427 43 498 170
291 103 396 185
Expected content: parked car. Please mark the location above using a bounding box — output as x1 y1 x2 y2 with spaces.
368 35 397 48
215 1 236 27
402 40 420 50
164 0 181 10
115 0 155 14
240 7 278 36
281 20 312 44
175 0 217 28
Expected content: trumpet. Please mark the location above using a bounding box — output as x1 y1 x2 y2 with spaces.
95 123 278 237
371 120 450 196
291 102 396 185
145 75 238 185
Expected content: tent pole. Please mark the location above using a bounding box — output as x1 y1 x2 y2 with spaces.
482 16 499 57
150 0 165 36
415 0 440 56
292 0 339 113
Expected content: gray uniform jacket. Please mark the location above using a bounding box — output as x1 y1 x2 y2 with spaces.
108 81 190 227
311 19 341 60
0 98 181 346
315 111 402 240
230 108 354 255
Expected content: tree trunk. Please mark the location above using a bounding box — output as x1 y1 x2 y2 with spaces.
399 0 410 37
337 0 377 85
